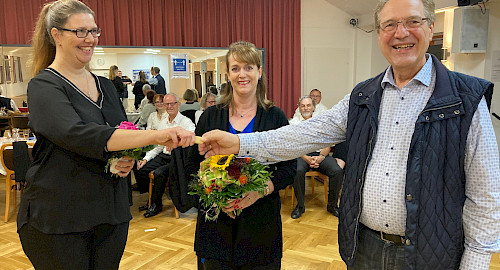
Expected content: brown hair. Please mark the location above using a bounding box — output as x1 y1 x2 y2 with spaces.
30 0 94 76
138 70 147 83
200 92 217 109
219 41 273 111
108 65 118 80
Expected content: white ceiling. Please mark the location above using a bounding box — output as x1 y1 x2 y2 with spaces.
324 0 463 17
324 0 379 17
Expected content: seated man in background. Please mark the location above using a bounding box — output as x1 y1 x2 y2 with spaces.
293 89 328 119
134 93 195 217
0 85 19 112
290 96 344 218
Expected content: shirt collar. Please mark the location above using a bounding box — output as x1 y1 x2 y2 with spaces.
381 53 433 88
169 112 181 124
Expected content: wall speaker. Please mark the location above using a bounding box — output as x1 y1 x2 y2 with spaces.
200 62 207 73
451 7 489 53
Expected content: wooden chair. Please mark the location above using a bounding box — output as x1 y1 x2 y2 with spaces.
2 142 34 222
148 171 179 218
10 115 29 130
288 171 329 209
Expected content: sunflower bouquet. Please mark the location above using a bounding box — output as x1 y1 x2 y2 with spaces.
189 154 272 221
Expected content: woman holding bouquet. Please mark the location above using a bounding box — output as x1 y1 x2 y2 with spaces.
188 41 296 269
17 1 194 269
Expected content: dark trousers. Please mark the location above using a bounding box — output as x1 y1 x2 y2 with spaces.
349 225 405 270
293 154 343 208
19 222 129 270
133 152 171 195
198 256 281 270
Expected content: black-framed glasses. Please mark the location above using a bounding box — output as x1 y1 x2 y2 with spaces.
379 17 429 32
165 102 178 107
57 27 102 38
154 101 164 105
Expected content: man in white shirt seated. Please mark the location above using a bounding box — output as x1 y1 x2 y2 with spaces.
0 85 19 112
134 93 195 217
289 96 344 219
293 89 328 119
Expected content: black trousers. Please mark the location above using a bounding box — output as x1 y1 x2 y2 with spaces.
133 152 171 195
293 154 343 209
198 256 281 270
19 222 129 270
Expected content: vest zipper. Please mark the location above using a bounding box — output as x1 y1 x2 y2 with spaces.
350 117 376 260
419 101 463 116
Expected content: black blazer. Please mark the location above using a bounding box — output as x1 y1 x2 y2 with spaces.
186 105 296 266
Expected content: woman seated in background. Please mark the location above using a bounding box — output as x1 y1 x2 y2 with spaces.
132 71 148 110
138 85 153 111
194 92 217 125
137 91 156 128
179 88 200 112
108 65 125 102
146 94 167 130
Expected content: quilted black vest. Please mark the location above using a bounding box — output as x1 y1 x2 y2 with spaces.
339 54 493 270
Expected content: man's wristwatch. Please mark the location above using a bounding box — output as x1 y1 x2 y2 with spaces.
264 185 271 196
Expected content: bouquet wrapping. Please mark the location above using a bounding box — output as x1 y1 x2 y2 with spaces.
189 154 272 221
105 121 155 176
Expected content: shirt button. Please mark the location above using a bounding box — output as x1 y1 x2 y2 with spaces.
406 194 413 200
395 121 399 125
385 224 389 227
246 151 249 154
401 97 404 100
386 172 389 176
439 113 445 118
406 239 411 245
390 147 394 150
383 199 387 203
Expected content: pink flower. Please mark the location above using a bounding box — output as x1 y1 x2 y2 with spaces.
118 121 138 130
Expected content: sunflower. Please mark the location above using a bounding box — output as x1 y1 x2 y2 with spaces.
209 154 235 170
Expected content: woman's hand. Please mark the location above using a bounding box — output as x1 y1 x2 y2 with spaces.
222 191 262 219
156 127 195 149
114 156 135 177
199 130 240 158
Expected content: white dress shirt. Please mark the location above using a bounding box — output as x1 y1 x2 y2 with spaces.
143 112 195 161
293 102 328 119
146 111 168 130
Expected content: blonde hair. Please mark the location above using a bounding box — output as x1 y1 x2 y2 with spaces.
108 65 118 80
30 0 94 76
220 41 273 111
200 92 217 109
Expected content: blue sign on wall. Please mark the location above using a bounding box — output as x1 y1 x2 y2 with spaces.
173 58 187 72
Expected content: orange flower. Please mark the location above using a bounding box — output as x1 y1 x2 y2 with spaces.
205 187 212 194
238 175 248 185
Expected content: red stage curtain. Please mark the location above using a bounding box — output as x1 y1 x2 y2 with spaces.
0 0 301 117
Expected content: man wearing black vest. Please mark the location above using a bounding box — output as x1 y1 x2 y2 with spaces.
198 0 500 269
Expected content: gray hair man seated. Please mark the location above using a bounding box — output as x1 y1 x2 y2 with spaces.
289 96 344 219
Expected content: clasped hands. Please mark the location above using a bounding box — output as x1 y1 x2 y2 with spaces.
303 155 325 168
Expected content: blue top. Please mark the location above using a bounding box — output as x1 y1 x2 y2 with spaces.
229 117 255 134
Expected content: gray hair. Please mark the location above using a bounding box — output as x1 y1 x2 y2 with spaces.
297 95 316 109
165 93 179 102
374 0 435 30
200 92 217 109
142 84 151 91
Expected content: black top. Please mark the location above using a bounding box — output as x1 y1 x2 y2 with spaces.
154 74 166 95
187 105 296 266
112 76 126 98
17 68 131 234
132 81 147 101
0 96 13 110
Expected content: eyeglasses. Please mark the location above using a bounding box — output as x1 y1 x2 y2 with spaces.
379 17 429 32
164 102 178 107
206 100 217 104
154 101 164 104
57 27 102 38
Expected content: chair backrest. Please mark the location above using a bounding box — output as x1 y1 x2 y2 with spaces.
0 142 34 172
181 110 197 124
11 115 29 129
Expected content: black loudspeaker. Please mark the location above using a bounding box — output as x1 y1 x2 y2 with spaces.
458 0 480 6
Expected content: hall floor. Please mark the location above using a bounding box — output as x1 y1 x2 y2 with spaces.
0 176 499 269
